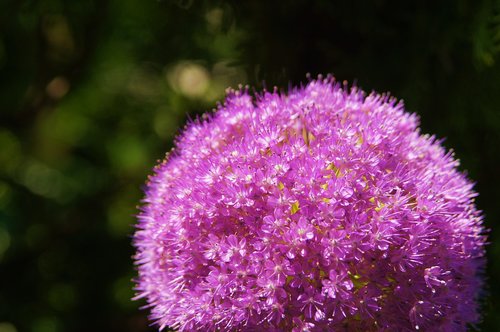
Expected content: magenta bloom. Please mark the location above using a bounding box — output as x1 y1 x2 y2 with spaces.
133 76 486 331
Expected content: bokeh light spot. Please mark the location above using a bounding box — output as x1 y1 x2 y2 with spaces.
21 162 64 200
46 77 70 100
205 8 224 31
0 322 17 332
167 62 210 98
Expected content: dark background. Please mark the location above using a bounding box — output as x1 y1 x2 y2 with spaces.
0 0 499 331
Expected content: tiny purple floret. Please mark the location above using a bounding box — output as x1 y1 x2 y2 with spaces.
133 76 486 331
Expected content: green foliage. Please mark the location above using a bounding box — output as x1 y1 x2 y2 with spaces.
0 0 499 331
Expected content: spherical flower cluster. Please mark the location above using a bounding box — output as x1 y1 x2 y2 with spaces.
133 76 486 331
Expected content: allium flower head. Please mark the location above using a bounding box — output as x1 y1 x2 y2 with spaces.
133 76 486 331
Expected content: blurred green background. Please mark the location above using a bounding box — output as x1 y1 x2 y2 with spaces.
0 0 499 331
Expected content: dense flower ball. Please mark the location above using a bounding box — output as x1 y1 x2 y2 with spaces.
133 76 486 331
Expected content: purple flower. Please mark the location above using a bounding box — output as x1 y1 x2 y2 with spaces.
133 75 486 331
